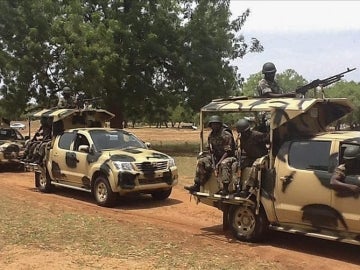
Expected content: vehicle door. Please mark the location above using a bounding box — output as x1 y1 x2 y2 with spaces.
330 142 360 233
62 132 92 188
50 131 76 185
274 140 333 227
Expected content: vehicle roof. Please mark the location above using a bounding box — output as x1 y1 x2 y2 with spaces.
201 96 353 129
201 96 352 112
33 108 114 121
66 127 122 132
312 131 360 143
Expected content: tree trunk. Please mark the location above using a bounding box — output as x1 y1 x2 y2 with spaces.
108 104 123 128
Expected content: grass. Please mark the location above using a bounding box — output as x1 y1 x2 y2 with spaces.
0 195 280 270
0 136 281 269
151 142 200 156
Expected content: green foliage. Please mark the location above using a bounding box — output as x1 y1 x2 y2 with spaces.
242 72 262 96
181 1 263 110
169 104 195 127
325 81 360 124
276 69 307 92
0 0 262 123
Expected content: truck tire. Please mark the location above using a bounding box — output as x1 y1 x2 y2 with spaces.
36 169 53 193
229 204 268 242
93 175 117 207
151 188 172 200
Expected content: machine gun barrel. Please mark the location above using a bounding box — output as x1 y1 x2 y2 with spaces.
295 67 356 96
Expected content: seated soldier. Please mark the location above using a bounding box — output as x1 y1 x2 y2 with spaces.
234 118 270 197
185 115 236 195
21 128 43 162
31 122 52 164
330 145 360 195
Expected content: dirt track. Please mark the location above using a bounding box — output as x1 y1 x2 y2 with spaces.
0 170 360 269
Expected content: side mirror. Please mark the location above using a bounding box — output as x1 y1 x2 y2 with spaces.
89 144 96 154
78 145 90 153
145 142 151 148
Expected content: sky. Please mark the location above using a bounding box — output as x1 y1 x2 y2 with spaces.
229 1 360 82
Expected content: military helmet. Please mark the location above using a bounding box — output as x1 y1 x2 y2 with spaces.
62 86 71 94
208 115 222 127
262 62 277 74
343 145 360 160
235 119 250 133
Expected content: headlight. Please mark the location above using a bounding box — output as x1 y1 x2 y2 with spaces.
168 158 176 167
113 161 133 171
0 146 4 152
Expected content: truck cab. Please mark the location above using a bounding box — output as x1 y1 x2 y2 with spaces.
190 96 360 245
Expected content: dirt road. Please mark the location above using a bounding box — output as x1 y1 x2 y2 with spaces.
0 170 359 269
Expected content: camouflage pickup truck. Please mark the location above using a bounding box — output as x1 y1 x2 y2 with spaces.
31 108 178 207
189 96 360 245
0 124 28 168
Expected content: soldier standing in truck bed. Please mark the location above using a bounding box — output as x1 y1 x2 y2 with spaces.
257 62 296 98
57 86 76 108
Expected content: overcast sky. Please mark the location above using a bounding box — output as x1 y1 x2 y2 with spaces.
230 1 360 82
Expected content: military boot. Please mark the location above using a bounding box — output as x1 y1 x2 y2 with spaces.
219 183 229 196
237 186 250 198
184 182 200 193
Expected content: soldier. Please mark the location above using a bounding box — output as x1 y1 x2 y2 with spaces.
330 145 360 194
57 86 75 108
31 119 52 164
22 117 52 163
257 62 296 98
185 115 236 195
235 118 270 197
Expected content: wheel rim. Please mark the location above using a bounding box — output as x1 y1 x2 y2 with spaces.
39 173 47 188
95 181 108 203
232 206 256 236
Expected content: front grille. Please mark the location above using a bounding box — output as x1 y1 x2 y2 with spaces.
135 161 168 172
138 178 165 185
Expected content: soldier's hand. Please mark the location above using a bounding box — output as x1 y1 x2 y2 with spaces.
350 185 360 193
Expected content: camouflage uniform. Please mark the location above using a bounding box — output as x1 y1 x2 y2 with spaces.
240 129 269 167
330 163 360 193
332 164 347 182
58 87 76 108
237 129 269 195
257 78 282 97
32 125 52 164
22 124 52 163
57 96 75 109
195 127 236 189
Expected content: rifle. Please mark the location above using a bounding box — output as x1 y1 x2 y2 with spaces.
295 67 356 96
209 143 218 177
76 96 102 109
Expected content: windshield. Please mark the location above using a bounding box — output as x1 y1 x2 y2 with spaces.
0 128 23 140
89 129 146 151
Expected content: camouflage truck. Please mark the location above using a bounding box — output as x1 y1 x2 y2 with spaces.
31 107 178 207
0 120 29 168
189 96 360 245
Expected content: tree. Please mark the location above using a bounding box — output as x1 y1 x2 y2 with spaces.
242 72 262 96
276 69 307 93
0 0 262 125
0 1 61 118
326 81 360 125
181 1 262 111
